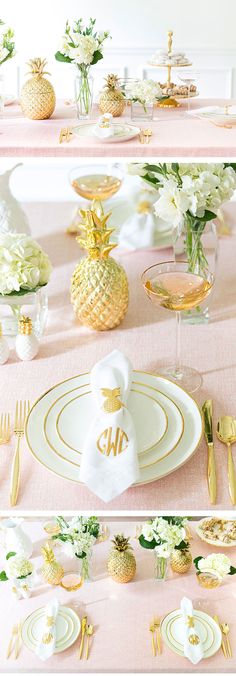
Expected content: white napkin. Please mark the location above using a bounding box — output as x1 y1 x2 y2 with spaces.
180 597 204 664
36 599 59 661
118 190 172 250
93 113 114 139
79 350 139 502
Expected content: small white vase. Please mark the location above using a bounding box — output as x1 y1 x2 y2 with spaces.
0 164 30 234
1 518 33 558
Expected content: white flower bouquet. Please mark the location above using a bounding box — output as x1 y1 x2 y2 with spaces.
52 516 101 580
0 552 36 599
55 18 110 117
194 553 236 581
126 79 167 112
0 20 15 66
128 162 236 275
139 516 188 557
0 233 52 297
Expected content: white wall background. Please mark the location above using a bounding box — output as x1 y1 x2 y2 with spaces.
1 0 236 98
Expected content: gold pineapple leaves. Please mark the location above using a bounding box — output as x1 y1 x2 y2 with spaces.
76 209 117 259
26 58 51 77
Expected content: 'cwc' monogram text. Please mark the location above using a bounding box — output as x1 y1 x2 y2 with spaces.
97 427 129 456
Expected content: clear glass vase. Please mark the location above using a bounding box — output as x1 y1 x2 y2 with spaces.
0 73 4 115
75 69 93 119
0 287 48 337
131 101 153 122
79 552 92 582
154 552 169 581
174 219 218 324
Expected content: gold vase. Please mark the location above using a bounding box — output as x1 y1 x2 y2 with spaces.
197 572 222 589
170 548 192 574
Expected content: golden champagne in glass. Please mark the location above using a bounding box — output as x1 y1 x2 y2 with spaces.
68 164 124 233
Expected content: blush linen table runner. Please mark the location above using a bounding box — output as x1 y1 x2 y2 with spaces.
1 99 236 157
0 519 235 673
0 201 236 510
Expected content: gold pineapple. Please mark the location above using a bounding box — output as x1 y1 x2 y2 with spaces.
170 546 192 574
107 534 136 583
41 543 64 585
99 74 125 117
71 209 129 331
20 58 56 120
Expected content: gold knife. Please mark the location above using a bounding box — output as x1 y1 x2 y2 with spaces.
202 400 217 504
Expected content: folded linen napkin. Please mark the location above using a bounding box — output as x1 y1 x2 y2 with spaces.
79 350 139 502
118 190 172 250
93 113 114 139
36 598 59 661
180 597 204 664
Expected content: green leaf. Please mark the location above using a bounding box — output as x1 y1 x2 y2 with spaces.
229 565 236 575
91 50 103 66
1 283 47 298
138 534 157 550
0 571 8 581
75 551 86 559
193 556 203 570
55 51 72 64
6 551 16 560
175 540 189 551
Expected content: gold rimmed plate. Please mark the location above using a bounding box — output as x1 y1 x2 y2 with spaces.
25 371 202 487
161 609 221 659
21 606 81 654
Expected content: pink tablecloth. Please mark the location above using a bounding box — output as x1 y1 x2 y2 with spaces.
1 201 236 510
1 99 236 157
0 519 235 673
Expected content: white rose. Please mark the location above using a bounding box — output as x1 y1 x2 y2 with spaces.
198 553 231 579
154 179 190 229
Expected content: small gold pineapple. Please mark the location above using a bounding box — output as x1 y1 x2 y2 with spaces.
41 543 64 585
107 534 136 583
20 58 56 120
170 546 192 574
71 209 129 331
99 74 125 117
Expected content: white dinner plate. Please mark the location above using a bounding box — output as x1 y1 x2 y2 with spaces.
187 106 236 125
196 517 236 548
73 121 141 142
161 609 221 658
26 371 202 487
21 606 81 654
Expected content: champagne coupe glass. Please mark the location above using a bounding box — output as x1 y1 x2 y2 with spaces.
68 163 124 232
177 69 199 111
141 260 214 393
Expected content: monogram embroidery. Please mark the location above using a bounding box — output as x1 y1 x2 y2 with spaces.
46 616 55 627
97 427 129 456
101 387 124 413
42 632 54 644
186 615 195 628
188 634 200 645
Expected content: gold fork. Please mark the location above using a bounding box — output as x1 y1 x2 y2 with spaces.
149 622 156 656
0 413 10 444
10 400 30 507
59 126 73 143
153 617 162 654
14 622 22 659
6 624 18 659
221 623 232 658
139 129 152 144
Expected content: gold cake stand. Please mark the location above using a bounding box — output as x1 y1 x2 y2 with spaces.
149 30 193 108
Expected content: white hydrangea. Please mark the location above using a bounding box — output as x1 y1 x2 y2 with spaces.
198 553 231 579
155 542 171 558
6 555 33 579
126 79 163 106
0 233 52 295
153 163 236 228
69 35 98 66
141 517 186 555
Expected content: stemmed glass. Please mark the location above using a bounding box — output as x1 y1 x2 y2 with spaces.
177 70 199 111
141 261 214 393
68 163 124 233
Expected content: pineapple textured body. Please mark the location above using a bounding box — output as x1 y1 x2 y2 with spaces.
170 548 192 574
41 544 64 585
99 74 125 117
20 58 56 120
70 209 129 331
107 534 136 583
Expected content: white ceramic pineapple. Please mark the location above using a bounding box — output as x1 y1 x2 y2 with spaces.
0 517 33 557
0 322 9 364
0 164 30 234
15 316 39 361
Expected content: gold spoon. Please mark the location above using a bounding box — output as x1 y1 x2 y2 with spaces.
221 623 232 658
85 624 94 660
216 416 236 505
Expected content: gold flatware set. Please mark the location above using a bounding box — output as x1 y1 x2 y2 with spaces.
78 616 94 660
202 400 236 504
0 400 30 507
6 623 22 659
149 617 162 656
139 128 152 144
214 616 232 658
59 126 73 143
